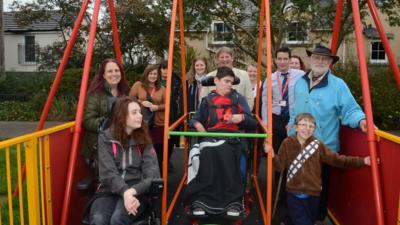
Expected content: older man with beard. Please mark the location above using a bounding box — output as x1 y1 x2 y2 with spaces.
288 45 367 225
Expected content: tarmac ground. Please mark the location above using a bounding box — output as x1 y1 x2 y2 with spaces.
0 121 65 139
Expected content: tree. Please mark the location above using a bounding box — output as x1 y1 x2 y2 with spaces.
175 0 400 64
11 0 98 69
10 0 171 72
10 0 400 71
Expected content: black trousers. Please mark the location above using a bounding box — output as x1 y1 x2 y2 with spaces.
272 114 289 223
317 164 330 221
272 113 289 153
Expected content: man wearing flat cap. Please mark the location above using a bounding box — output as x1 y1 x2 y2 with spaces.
288 44 367 225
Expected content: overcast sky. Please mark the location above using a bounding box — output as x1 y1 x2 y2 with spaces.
4 0 16 11
4 0 30 11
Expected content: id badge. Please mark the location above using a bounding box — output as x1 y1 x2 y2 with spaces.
279 100 287 107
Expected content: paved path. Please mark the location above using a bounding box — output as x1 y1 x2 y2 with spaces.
0 121 65 139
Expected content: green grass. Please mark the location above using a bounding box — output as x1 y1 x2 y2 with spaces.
0 145 28 225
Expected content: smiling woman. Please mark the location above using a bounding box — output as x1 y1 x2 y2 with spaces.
81 58 130 162
129 64 166 173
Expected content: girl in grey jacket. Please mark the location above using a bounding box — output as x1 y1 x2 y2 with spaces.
89 96 160 225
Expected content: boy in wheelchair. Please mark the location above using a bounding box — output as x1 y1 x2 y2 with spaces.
84 97 162 225
186 67 256 220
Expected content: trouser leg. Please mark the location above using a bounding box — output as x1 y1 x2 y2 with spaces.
272 114 288 197
317 164 330 221
287 193 319 225
110 195 148 225
89 195 118 225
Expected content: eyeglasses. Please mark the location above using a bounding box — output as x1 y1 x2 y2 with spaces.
311 55 331 64
297 123 316 129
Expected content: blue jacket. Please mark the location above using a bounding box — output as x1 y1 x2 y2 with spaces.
289 71 365 152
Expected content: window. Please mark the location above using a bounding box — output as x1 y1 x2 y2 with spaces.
211 21 233 44
370 39 387 64
18 36 38 65
25 36 36 63
374 0 388 6
286 22 309 44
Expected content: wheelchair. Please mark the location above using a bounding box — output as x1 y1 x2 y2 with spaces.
79 178 163 225
184 75 255 224
185 134 252 225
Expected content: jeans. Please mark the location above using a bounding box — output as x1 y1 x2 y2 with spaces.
287 192 319 225
89 194 147 225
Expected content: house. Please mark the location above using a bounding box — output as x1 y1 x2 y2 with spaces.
4 11 63 72
181 4 400 69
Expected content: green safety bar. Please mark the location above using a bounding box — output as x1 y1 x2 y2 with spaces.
169 131 268 138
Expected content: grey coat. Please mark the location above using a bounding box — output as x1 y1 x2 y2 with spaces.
97 129 160 196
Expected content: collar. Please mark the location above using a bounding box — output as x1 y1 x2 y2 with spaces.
103 81 113 95
289 135 317 146
303 70 330 89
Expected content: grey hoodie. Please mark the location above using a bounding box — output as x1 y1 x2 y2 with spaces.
97 129 160 196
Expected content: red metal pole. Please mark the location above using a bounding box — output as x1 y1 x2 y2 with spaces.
351 1 385 225
107 0 123 64
13 0 90 197
253 0 265 177
162 0 178 223
264 0 273 223
37 0 90 131
177 0 189 186
366 0 400 89
60 0 101 224
330 0 344 55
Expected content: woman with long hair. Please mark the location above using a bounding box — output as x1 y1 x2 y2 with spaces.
82 58 130 162
130 64 165 172
186 57 209 112
290 55 306 71
89 96 160 225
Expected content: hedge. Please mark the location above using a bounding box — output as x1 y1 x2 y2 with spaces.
334 64 400 130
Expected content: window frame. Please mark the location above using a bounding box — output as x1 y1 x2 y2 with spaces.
285 21 310 45
211 21 234 45
370 39 388 64
24 35 37 64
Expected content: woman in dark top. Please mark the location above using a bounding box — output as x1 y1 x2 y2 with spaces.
82 58 130 162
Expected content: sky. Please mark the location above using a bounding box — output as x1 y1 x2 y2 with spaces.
4 0 16 11
3 0 30 11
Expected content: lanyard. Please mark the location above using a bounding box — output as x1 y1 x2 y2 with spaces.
276 72 290 98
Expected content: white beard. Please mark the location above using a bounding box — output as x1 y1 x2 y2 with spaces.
310 64 329 77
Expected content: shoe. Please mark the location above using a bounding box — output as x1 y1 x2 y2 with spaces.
192 207 206 216
226 208 240 217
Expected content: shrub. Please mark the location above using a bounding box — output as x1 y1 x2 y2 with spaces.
0 101 40 121
0 72 53 101
56 68 89 98
47 97 77 121
335 64 400 130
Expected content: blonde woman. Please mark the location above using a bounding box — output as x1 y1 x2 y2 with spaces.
186 57 209 112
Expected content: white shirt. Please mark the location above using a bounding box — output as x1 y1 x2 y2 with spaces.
261 68 305 125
